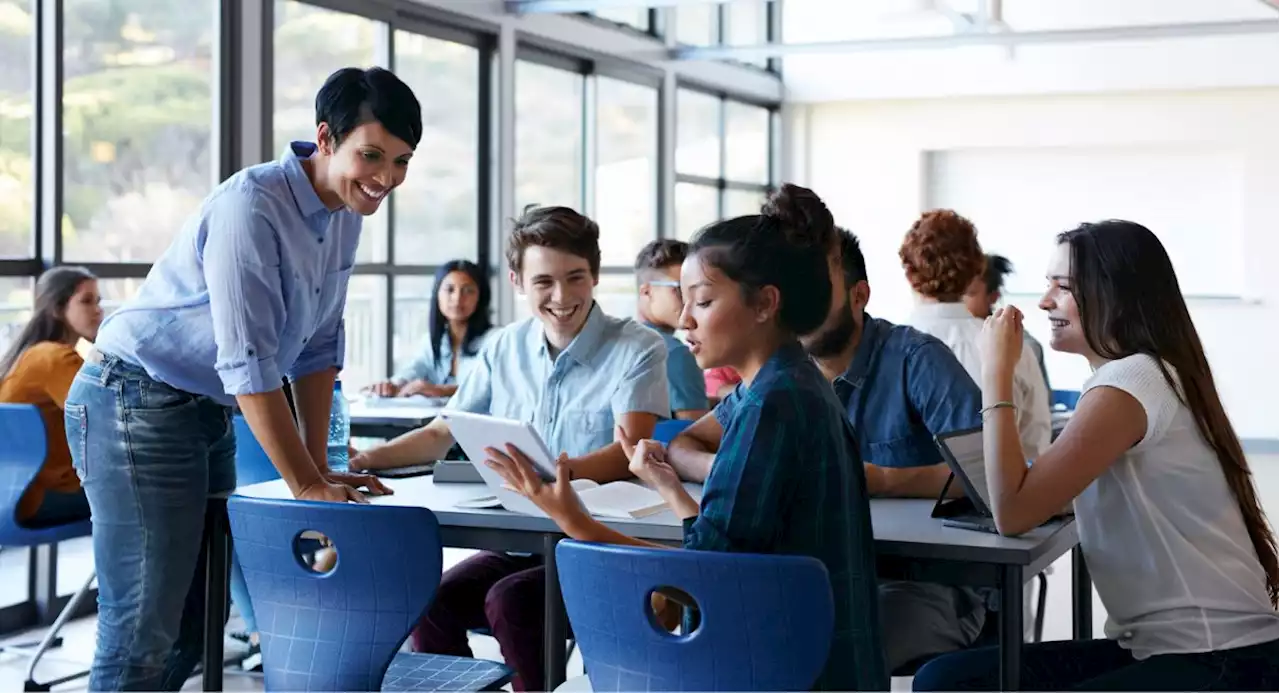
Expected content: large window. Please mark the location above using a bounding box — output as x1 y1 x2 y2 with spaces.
595 76 657 267
393 31 479 264
0 0 32 260
676 1 774 71
0 276 30 352
674 88 773 240
61 0 215 263
515 60 584 213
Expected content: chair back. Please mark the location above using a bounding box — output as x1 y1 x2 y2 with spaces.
233 414 281 487
555 540 833 691
227 495 444 691
0 403 90 545
652 419 693 445
1051 389 1081 411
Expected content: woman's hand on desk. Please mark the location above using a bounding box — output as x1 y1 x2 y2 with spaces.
365 380 400 398
325 471 393 497
484 445 588 528
398 380 451 398
296 481 369 504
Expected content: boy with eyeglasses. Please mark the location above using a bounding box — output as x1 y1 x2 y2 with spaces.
634 239 709 420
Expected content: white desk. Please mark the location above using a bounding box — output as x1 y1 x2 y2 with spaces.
348 398 443 439
209 475 1087 691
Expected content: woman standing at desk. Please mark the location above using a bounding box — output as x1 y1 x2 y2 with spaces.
914 221 1278 691
64 67 417 691
366 259 494 398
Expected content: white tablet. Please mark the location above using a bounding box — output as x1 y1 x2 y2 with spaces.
440 411 559 517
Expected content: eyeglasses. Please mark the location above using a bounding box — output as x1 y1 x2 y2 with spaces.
648 280 682 299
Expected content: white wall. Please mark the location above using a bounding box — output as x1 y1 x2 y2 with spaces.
791 87 1279 440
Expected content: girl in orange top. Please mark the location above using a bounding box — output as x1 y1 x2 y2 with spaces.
0 266 103 526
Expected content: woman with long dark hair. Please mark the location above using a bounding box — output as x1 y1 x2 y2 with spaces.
0 266 101 526
914 221 1278 691
367 260 493 398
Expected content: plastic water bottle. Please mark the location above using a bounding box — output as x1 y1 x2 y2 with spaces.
327 379 350 472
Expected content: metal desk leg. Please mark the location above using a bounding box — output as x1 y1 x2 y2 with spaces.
1072 545 1092 640
202 498 230 692
543 534 568 692
998 564 1023 691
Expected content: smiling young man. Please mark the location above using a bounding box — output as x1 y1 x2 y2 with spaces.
350 204 669 691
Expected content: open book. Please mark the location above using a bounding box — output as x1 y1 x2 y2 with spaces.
570 479 669 520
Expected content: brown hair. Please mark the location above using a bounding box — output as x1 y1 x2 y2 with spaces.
634 239 689 274
505 204 601 278
1062 220 1278 607
899 209 986 302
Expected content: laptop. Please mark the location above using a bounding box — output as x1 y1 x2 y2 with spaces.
932 426 1070 535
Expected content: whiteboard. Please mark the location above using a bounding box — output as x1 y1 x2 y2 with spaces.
925 145 1246 298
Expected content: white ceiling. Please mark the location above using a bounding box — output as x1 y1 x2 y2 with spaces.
778 0 1279 101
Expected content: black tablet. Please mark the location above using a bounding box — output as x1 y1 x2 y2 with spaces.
368 462 436 479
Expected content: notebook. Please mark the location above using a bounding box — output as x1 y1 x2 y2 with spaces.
442 410 672 520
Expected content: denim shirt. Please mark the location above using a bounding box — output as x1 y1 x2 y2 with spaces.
833 314 982 468
392 329 493 387
94 142 359 405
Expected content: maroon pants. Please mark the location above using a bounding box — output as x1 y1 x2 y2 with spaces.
412 551 546 691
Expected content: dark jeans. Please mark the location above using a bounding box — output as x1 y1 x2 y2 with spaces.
66 353 235 691
412 551 545 691
24 489 91 528
912 637 1280 691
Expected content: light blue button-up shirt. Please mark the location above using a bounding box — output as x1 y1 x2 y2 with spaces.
446 303 670 458
392 329 494 386
94 142 361 406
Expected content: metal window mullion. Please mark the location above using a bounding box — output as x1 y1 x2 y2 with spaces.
581 72 597 219
34 0 62 269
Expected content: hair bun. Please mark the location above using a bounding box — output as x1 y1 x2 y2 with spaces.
761 183 834 249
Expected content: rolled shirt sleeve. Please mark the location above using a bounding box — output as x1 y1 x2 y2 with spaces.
392 335 436 385
201 190 288 395
444 337 495 414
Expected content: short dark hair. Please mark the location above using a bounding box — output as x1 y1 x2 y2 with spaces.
983 253 1014 295
315 67 422 150
506 205 602 278
836 227 868 286
634 239 689 275
690 183 835 336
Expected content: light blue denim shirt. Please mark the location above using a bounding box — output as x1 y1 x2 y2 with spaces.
392 328 493 386
643 322 707 415
446 303 670 458
94 142 361 406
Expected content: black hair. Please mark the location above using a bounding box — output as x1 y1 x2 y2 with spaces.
689 183 835 336
428 260 493 366
0 266 96 379
836 226 868 286
983 253 1014 295
315 67 423 150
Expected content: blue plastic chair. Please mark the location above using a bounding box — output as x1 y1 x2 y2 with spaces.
1051 389 1081 412
555 540 834 691
227 495 512 692
652 419 693 445
0 403 95 691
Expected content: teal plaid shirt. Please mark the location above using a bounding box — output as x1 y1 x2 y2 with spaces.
683 341 887 691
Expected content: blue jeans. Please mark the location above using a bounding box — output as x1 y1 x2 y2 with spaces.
912 637 1279 691
65 353 235 691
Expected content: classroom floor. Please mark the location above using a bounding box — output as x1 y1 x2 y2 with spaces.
2 454 1276 692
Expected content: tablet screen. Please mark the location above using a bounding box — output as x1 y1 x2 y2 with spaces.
938 429 992 512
